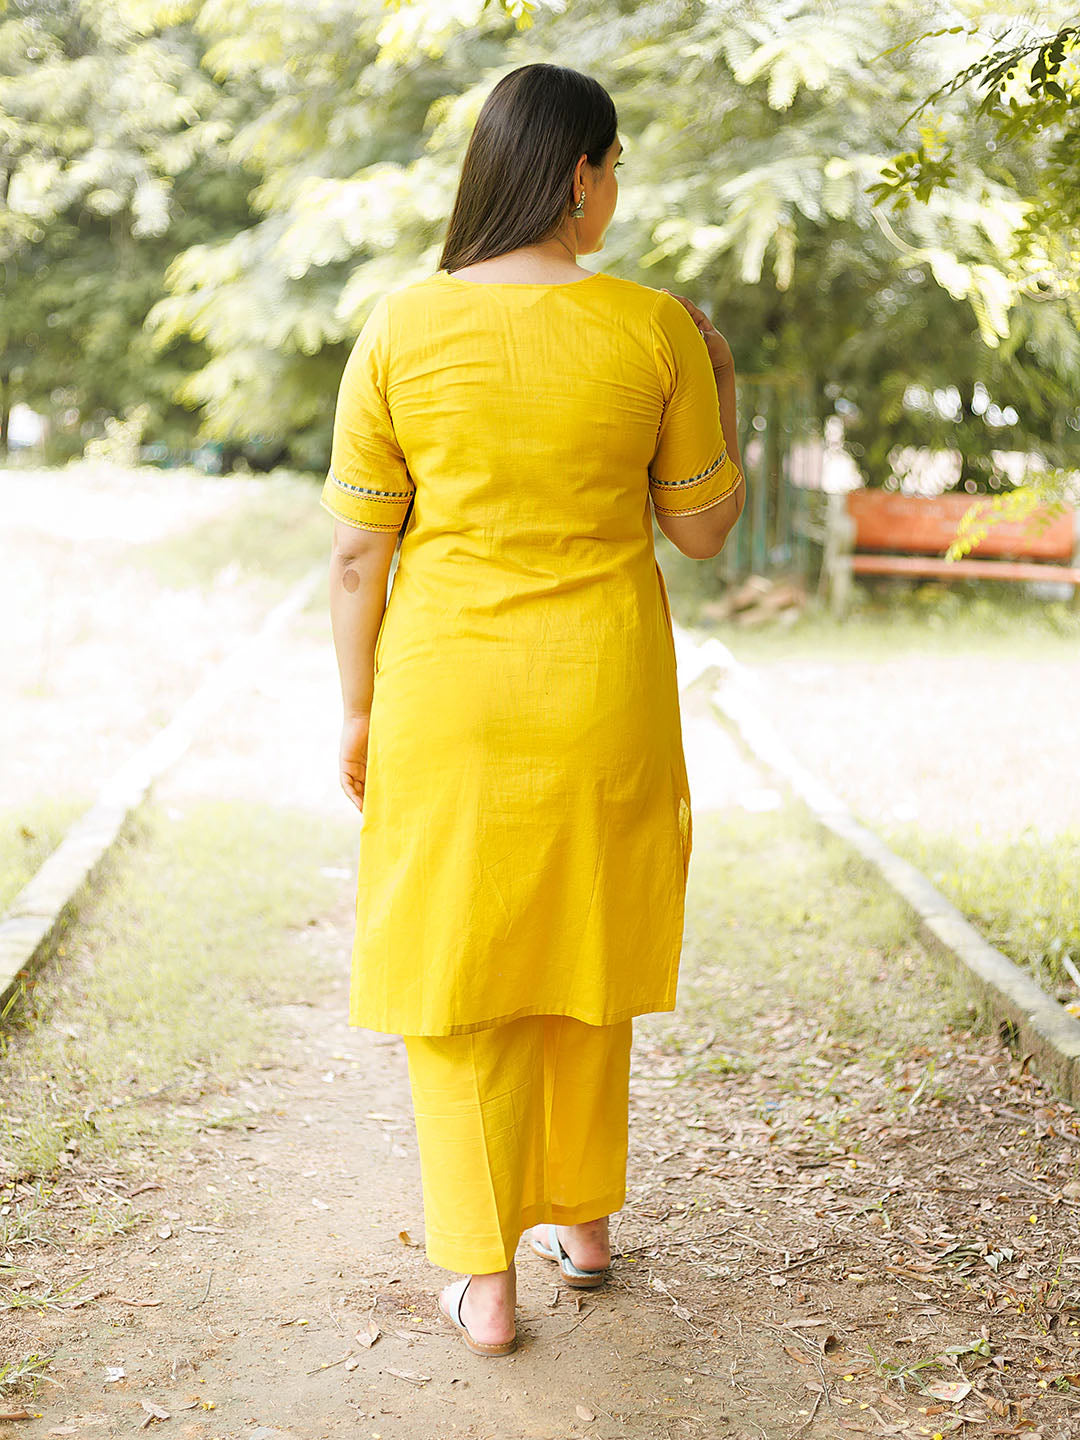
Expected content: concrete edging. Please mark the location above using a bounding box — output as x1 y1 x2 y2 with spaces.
672 624 1080 1108
1 566 324 1018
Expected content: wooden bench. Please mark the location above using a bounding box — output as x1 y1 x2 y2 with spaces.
823 489 1080 616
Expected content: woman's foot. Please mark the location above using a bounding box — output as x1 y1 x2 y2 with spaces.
555 1215 610 1271
440 1260 516 1348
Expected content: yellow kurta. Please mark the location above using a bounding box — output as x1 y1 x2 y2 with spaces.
320 269 742 1037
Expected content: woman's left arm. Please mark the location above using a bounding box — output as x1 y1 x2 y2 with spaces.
328 519 400 812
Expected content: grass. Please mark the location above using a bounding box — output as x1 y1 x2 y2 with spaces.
881 821 1080 997
0 1349 54 1398
0 798 89 913
657 534 1080 662
650 801 981 1078
0 797 355 1186
658 543 1080 1005
127 470 331 594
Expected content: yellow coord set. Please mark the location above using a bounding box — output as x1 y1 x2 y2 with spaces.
321 268 743 1274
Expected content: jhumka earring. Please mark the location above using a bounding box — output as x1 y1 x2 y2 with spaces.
570 190 585 218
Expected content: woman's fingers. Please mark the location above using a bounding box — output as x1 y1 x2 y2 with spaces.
661 287 715 334
339 714 370 813
341 759 366 812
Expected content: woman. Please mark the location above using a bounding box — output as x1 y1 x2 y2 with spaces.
322 62 744 1357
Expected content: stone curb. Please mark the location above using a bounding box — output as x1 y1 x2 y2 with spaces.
1 566 324 1018
671 624 1080 1109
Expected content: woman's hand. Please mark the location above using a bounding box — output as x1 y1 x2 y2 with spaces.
661 289 734 372
339 713 371 812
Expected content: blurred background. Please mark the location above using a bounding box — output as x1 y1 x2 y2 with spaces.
4 0 1080 949
3 4 1080 1423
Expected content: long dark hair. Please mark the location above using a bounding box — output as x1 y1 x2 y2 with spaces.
437 63 618 273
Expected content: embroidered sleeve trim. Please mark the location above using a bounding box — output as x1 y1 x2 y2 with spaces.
328 466 413 502
648 449 727 491
651 468 744 517
319 495 404 532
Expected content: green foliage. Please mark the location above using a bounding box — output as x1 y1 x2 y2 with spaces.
943 481 1073 562
2 0 1077 491
868 141 958 211
868 5 1080 525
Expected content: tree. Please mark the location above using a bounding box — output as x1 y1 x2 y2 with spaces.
0 0 252 456
868 4 1080 552
5 0 1077 501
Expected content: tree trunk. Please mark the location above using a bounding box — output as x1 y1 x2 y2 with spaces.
0 368 10 456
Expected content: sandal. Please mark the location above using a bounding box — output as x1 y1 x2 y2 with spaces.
437 1275 517 1357
529 1223 609 1288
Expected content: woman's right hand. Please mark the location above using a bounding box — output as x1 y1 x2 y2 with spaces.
661 289 734 372
340 713 371 812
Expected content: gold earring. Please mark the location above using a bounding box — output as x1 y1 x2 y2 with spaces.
571 190 585 218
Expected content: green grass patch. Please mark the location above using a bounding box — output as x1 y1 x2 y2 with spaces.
881 822 1080 996
128 471 330 593
651 802 979 1068
657 536 1080 662
0 798 355 1186
0 1349 54 1397
0 797 89 913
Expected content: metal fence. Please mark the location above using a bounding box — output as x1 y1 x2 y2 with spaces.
718 373 823 587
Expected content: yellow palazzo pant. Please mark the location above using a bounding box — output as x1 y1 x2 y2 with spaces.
403 1013 633 1274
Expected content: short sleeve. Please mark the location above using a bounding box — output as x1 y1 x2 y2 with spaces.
320 294 415 533
648 290 743 517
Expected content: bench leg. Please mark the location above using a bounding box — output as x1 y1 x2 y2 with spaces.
822 492 856 619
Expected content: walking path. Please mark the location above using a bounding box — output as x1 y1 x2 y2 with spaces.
4 606 1079 1439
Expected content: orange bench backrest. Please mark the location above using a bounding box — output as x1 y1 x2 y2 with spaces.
847 489 1074 559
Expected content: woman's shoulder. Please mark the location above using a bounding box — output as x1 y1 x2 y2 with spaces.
592 272 673 316
382 269 669 308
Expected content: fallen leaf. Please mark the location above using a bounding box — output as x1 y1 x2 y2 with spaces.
925 1379 972 1402
356 1321 380 1348
139 1399 171 1424
384 1368 431 1384
783 1346 817 1365
576 1404 596 1422
398 1230 416 1246
344 1357 360 1371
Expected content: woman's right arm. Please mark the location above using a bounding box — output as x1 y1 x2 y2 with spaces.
654 290 745 561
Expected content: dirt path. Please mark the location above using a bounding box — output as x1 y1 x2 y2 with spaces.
0 462 325 819
4 607 1080 1439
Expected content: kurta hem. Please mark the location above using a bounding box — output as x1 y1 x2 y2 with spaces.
350 983 679 1039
